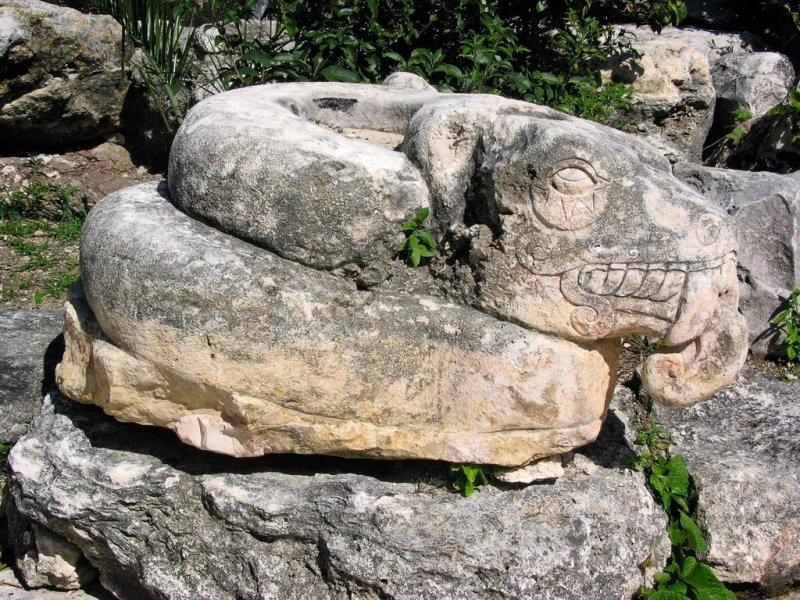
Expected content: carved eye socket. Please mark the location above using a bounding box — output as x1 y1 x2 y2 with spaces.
531 159 608 231
551 167 596 196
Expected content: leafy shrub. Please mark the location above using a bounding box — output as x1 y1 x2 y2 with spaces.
209 0 685 123
773 288 800 361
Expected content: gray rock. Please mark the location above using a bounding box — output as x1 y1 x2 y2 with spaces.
603 27 719 162
615 26 763 64
0 0 129 150
654 366 800 588
5 392 670 599
674 162 800 356
710 52 795 136
0 309 63 442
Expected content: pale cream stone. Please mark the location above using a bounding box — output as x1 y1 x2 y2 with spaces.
59 78 748 466
493 456 565 484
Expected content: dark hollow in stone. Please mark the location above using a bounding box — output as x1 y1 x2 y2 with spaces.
313 97 359 111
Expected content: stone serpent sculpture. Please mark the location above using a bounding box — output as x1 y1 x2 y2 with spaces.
57 73 748 466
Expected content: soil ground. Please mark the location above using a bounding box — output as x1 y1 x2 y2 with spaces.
0 138 161 311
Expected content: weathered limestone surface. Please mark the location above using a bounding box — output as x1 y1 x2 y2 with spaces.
0 0 128 149
614 26 763 65
61 184 618 467
654 367 800 588
59 78 749 465
6 393 670 599
603 26 767 162
711 52 795 131
674 162 800 356
0 309 62 442
602 29 716 162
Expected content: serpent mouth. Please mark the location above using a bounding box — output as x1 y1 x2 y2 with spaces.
562 252 737 340
561 251 747 406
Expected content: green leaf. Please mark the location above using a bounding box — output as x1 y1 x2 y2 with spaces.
663 581 688 595
679 562 735 600
679 511 709 554
415 230 437 250
680 556 698 579
410 248 421 267
658 486 673 511
646 591 691 600
321 65 362 83
240 50 274 66
668 520 688 546
414 207 430 222
790 89 800 110
673 494 690 514
665 455 690 496
654 572 672 585
384 51 407 65
435 63 463 78
731 108 752 123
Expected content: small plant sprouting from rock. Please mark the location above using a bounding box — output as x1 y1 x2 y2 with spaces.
627 334 667 358
0 440 9 466
767 89 800 146
772 288 800 362
398 207 437 267
724 108 753 147
634 424 734 600
633 420 672 453
449 463 489 497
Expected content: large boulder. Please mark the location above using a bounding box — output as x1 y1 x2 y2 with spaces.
674 162 800 356
602 26 765 162
0 309 63 443
705 52 796 165
0 0 129 150
654 367 800 588
5 392 671 599
57 79 748 466
711 52 795 132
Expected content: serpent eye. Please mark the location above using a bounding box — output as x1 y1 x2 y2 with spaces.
531 159 608 231
551 167 596 196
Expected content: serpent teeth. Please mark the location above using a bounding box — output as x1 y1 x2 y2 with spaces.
578 262 688 301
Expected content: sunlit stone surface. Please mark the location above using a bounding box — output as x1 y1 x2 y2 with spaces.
57 74 748 466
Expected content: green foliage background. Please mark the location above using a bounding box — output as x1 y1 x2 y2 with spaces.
93 0 691 129
210 0 688 122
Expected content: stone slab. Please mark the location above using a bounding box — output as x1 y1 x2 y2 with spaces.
5 393 670 600
0 310 63 442
654 366 800 588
